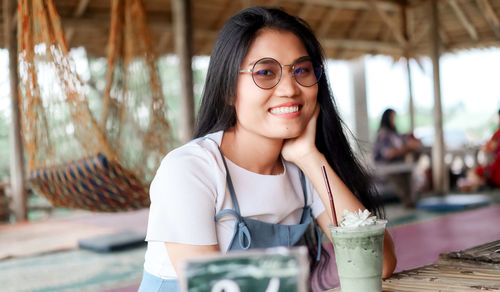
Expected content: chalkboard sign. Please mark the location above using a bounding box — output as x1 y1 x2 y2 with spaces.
180 247 309 292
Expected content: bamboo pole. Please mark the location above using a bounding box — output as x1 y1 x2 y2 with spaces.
350 57 370 156
172 0 195 143
406 58 415 133
430 0 447 195
4 0 28 221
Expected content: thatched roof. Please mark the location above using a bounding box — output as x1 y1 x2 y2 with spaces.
2 0 500 59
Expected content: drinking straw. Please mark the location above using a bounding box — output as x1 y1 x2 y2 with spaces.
321 165 338 227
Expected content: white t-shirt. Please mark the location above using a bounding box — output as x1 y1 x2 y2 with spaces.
143 131 325 279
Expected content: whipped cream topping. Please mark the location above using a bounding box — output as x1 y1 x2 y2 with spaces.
339 209 376 228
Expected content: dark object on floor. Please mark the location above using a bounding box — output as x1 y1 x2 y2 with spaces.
78 230 146 253
416 194 491 212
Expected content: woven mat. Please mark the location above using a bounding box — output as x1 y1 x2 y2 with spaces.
439 240 500 265
0 220 115 260
383 264 500 291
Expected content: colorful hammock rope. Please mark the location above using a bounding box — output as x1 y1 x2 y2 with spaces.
17 0 171 211
30 154 149 212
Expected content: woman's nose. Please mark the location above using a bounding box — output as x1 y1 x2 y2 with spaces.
274 68 299 97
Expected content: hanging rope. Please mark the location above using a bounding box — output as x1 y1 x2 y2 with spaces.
17 0 172 212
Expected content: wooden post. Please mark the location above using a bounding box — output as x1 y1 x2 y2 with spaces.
350 57 370 158
172 0 195 143
406 58 415 133
4 0 28 221
402 4 415 133
430 0 447 195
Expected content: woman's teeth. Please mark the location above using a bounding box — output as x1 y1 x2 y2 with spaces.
270 106 299 114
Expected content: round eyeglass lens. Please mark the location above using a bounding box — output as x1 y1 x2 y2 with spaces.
293 59 321 87
251 58 282 89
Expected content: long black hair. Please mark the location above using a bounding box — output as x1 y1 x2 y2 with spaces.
194 6 383 290
380 108 397 132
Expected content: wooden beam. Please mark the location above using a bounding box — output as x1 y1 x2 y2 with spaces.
320 38 403 54
406 58 415 133
242 0 256 8
201 0 242 53
448 0 479 41
380 22 394 43
267 0 281 7
336 10 371 58
173 0 195 143
406 4 415 42
285 0 399 12
74 0 91 17
350 57 370 155
3 0 27 221
158 31 171 52
430 0 447 195
65 28 76 45
298 3 314 20
409 17 431 45
369 0 408 47
475 0 500 38
61 12 172 30
65 0 91 46
60 16 219 39
348 10 371 38
317 8 341 37
439 28 450 45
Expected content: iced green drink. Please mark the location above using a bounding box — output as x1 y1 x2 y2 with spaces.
329 210 387 292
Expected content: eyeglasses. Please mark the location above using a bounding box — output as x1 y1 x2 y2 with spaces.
239 57 323 90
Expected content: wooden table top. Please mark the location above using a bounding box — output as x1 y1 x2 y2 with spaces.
327 240 500 292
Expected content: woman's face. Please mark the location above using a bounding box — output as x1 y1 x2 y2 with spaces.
390 111 396 128
233 29 318 140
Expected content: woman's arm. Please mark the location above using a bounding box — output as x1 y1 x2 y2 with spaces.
282 107 397 277
147 142 223 276
165 243 220 273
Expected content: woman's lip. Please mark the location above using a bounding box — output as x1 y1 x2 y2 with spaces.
269 102 302 110
268 104 302 118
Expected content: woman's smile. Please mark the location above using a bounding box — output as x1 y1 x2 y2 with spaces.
269 102 302 118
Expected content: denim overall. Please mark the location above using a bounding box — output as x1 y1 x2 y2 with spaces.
139 138 321 291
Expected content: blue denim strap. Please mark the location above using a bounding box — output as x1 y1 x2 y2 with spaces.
196 136 241 215
215 209 252 250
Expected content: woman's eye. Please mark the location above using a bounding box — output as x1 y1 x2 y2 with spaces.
295 67 310 75
256 69 273 76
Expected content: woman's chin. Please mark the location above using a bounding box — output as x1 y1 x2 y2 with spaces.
273 128 304 140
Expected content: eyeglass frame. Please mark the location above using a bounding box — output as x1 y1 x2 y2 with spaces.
239 56 323 90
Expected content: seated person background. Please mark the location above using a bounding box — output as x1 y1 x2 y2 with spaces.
373 108 421 163
373 108 422 208
458 109 500 191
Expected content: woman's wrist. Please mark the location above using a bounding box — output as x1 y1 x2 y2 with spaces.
292 149 325 171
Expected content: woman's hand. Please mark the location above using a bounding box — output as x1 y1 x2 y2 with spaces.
281 105 320 164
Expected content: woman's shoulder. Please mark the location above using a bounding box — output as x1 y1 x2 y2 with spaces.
377 127 392 136
158 131 225 173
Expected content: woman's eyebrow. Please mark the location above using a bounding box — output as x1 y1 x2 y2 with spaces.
294 55 311 63
246 55 311 67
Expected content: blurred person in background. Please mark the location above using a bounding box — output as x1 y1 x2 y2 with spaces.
458 109 500 191
373 108 422 208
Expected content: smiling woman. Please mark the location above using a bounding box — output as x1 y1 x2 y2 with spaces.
140 6 396 292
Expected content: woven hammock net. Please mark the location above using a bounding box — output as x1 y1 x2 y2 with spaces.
17 0 172 211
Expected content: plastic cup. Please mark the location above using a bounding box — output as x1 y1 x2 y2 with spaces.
329 220 387 292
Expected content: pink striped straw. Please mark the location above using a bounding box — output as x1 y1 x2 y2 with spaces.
321 165 338 227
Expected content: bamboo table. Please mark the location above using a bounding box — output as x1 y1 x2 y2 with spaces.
328 240 500 292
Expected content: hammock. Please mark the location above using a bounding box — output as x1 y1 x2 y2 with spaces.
18 0 172 212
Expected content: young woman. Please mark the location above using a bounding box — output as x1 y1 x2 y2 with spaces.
373 108 421 208
140 7 397 291
373 108 421 163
